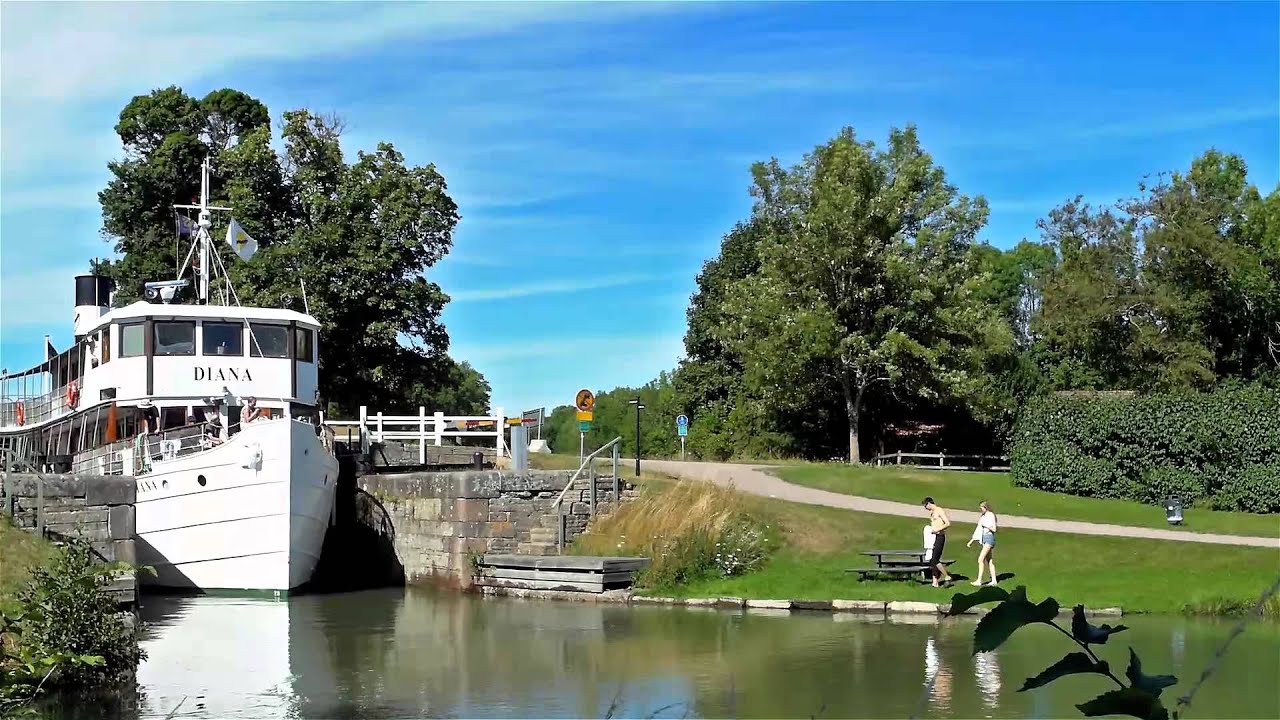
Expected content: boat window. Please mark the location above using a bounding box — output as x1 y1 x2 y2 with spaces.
295 327 314 363
101 329 111 364
155 322 196 356
202 322 243 356
249 323 289 358
120 323 145 357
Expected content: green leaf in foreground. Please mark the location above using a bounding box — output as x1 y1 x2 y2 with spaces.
946 585 1010 616
973 586 1060 653
1077 687 1169 720
1125 648 1177 697
1072 604 1129 645
1019 652 1110 692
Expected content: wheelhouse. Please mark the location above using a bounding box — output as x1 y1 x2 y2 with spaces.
0 297 322 474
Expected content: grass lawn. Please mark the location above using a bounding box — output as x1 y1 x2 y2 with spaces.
579 479 1279 616
775 463 1280 538
0 517 53 606
534 453 1279 615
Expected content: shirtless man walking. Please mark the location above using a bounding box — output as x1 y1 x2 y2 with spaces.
922 497 954 588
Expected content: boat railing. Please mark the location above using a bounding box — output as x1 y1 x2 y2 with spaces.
0 381 78 429
70 424 215 476
137 426 214 465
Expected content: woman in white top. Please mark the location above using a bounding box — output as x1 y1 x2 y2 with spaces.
966 500 998 586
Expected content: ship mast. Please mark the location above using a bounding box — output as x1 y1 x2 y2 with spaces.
174 158 231 305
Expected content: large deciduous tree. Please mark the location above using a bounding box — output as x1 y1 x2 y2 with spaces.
1032 150 1280 391
719 126 1010 463
93 86 488 415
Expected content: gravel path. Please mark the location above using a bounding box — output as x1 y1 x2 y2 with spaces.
636 459 1280 549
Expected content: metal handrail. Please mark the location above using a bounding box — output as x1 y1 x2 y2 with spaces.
552 436 623 510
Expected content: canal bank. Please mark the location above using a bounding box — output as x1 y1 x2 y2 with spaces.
312 455 1278 617
556 470 1280 617
1 473 138 607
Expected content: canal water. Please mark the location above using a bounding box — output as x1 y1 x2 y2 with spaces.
58 588 1280 718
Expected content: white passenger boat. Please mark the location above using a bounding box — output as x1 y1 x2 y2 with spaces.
0 158 338 593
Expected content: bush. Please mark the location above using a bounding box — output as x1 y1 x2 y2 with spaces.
1010 384 1280 512
1132 467 1209 505
1 537 144 711
571 481 777 588
1211 464 1280 513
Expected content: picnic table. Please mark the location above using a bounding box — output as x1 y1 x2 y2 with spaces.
846 549 955 582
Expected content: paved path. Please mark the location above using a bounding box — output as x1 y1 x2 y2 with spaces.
636 459 1280 549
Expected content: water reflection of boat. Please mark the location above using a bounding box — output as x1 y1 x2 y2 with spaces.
137 596 298 718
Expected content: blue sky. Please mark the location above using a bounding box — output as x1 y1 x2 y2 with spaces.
2 1 1277 416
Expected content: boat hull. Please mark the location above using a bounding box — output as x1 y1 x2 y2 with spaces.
133 419 338 592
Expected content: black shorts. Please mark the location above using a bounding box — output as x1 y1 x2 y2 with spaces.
928 532 946 565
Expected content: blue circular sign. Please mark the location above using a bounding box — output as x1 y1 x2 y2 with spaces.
676 414 689 426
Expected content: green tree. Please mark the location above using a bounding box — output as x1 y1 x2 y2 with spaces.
720 125 1010 463
93 87 486 414
1032 150 1279 391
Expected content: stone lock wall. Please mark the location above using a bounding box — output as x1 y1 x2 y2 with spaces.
2 474 137 605
357 469 638 587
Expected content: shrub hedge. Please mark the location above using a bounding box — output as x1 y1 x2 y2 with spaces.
1009 384 1280 513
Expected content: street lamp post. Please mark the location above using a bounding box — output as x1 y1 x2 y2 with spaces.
629 396 644 477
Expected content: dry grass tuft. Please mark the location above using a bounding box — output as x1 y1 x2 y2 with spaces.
577 481 742 550
573 480 777 587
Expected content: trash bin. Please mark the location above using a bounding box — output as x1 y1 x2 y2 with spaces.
472 451 484 470
1164 496 1183 525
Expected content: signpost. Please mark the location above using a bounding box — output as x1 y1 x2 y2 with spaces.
521 407 545 440
676 414 689 461
575 389 594 462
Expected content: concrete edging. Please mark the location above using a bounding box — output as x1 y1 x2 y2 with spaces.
473 586 1124 617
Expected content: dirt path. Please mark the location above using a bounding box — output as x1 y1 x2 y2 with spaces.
636 459 1280 549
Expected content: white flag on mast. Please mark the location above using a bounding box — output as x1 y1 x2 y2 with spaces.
225 218 258 261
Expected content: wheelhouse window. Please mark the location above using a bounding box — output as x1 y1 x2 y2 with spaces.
203 322 243 356
295 327 314 363
100 328 111 364
120 323 145 357
249 323 289 358
155 321 196 356
161 407 187 430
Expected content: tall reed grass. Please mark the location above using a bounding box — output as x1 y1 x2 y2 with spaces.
572 481 777 589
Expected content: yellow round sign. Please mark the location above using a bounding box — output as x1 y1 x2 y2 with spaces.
575 388 595 413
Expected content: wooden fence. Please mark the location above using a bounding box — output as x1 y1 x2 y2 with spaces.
871 452 1009 472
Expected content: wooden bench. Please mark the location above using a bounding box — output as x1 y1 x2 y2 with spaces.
846 560 955 582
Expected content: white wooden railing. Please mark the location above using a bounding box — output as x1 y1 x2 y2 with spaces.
871 451 1009 472
322 405 506 460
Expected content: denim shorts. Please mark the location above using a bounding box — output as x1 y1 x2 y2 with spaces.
981 530 996 546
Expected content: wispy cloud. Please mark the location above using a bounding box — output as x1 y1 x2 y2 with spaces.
0 2 706 106
448 273 671 302
950 104 1278 151
0 1 715 191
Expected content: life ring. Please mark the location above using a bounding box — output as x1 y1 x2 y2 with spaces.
15 401 24 426
65 381 80 408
